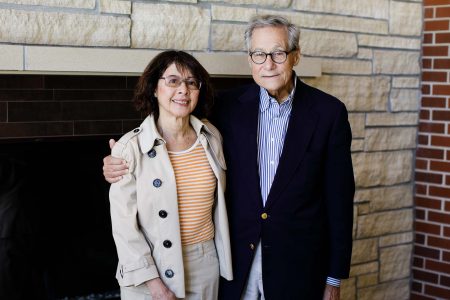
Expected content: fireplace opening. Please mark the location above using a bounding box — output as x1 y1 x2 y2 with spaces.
1 137 120 299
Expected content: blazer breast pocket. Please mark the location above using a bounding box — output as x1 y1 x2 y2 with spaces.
298 151 325 185
302 150 324 166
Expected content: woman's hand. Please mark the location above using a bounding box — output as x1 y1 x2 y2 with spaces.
146 278 177 300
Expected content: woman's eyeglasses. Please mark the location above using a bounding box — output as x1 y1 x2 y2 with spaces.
159 76 202 90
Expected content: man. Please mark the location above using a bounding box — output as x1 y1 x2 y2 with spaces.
104 15 355 300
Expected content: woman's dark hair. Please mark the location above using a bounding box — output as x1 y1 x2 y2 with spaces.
133 50 214 120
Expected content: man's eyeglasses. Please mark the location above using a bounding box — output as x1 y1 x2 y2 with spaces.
249 50 293 64
159 76 202 90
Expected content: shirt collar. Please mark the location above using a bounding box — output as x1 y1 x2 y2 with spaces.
259 73 297 112
137 114 215 154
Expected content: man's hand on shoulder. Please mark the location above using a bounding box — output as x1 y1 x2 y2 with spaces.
103 139 128 184
323 284 340 300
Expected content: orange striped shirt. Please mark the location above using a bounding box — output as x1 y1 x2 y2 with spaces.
168 140 216 245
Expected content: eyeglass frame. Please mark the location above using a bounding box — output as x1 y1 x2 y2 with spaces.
159 76 202 90
248 50 295 65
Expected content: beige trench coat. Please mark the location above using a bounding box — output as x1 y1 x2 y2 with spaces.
109 114 233 298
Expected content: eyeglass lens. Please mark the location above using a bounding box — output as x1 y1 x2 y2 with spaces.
251 51 288 64
162 76 201 90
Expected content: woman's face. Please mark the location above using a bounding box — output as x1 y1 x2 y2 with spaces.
155 63 200 120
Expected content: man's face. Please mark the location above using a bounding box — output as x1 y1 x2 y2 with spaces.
248 26 300 102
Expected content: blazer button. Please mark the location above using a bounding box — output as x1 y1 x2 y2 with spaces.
159 210 168 218
261 213 268 220
153 179 162 188
147 149 157 158
249 243 255 250
163 240 172 248
165 269 174 278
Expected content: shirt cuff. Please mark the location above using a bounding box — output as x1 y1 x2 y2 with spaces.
326 277 341 287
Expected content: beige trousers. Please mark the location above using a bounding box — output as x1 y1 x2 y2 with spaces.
241 242 265 300
120 240 219 300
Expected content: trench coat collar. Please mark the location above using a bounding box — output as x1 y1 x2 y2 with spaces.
137 114 216 154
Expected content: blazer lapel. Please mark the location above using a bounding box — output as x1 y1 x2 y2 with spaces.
264 80 318 209
235 84 263 208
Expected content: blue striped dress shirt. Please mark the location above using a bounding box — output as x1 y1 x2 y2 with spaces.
257 79 340 288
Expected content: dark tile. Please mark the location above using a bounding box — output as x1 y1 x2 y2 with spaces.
0 122 73 138
9 100 140 122
74 120 123 135
8 102 62 122
62 101 139 120
0 75 45 89
210 76 253 91
126 76 139 89
45 75 127 89
0 90 54 101
123 119 143 132
54 89 134 101
0 102 6 122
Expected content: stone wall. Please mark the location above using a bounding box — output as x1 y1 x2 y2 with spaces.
0 1 424 299
413 1 450 299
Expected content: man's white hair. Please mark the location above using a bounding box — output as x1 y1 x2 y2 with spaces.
244 15 301 52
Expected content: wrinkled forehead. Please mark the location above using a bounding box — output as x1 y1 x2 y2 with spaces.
250 26 289 50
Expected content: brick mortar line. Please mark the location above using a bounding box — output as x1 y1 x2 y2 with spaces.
415 208 450 216
412 268 450 279
415 216 450 224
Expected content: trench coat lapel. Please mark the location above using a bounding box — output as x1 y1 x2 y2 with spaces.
264 80 318 209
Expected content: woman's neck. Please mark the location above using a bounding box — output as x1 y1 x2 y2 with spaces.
156 114 196 151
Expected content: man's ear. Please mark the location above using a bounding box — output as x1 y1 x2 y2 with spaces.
293 49 301 66
247 54 253 68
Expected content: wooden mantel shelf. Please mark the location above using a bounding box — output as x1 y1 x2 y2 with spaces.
0 45 321 77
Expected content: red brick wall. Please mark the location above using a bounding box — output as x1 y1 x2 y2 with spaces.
413 1 450 299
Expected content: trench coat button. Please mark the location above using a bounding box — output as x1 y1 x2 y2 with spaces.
147 149 156 158
133 128 140 133
153 179 162 188
261 213 268 220
159 210 168 218
163 240 172 248
249 243 255 250
165 269 174 278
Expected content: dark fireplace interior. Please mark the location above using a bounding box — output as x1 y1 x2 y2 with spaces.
0 74 253 299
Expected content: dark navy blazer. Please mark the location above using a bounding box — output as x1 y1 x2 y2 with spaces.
212 79 355 300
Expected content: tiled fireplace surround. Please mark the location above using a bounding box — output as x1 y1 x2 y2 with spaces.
0 74 252 299
0 74 254 139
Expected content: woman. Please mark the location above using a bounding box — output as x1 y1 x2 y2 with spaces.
109 51 232 300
